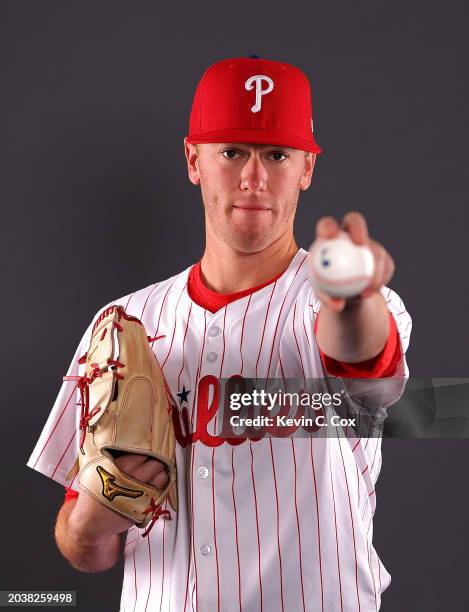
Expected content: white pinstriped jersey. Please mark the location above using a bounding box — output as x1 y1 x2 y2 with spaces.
28 248 411 612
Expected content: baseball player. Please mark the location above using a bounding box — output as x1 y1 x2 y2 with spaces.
28 56 411 611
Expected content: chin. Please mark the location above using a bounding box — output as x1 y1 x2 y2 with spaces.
226 232 273 254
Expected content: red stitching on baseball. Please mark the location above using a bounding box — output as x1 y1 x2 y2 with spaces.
312 271 372 286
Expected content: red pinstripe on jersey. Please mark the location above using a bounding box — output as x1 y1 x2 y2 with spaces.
255 281 278 379
249 442 263 612
231 448 242 612
337 433 362 611
292 300 307 387
143 536 151 611
328 437 344 611
51 431 76 479
32 385 77 469
291 439 306 612
157 498 169 612
269 438 285 611
184 443 196 612
310 437 325 611
177 302 193 390
211 448 221 611
149 279 177 351
239 294 252 375
132 544 137 612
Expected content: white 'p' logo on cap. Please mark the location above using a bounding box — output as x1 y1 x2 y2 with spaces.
245 75 274 113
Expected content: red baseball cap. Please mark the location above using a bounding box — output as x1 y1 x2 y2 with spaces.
186 56 322 154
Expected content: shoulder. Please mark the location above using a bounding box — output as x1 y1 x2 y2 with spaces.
88 265 193 331
274 247 315 298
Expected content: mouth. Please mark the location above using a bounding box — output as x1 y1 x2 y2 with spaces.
233 204 272 212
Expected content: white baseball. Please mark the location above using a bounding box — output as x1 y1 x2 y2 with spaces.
308 231 375 298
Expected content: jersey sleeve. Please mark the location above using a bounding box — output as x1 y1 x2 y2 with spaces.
381 285 412 378
26 320 94 492
310 285 412 409
314 311 400 378
311 285 411 377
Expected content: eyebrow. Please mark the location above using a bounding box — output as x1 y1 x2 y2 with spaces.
220 143 294 151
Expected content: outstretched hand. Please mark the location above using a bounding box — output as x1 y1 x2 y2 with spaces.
313 211 395 312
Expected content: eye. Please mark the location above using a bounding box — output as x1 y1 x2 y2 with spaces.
221 149 243 160
268 151 288 162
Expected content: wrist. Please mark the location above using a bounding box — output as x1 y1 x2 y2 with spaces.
68 491 132 543
316 291 389 362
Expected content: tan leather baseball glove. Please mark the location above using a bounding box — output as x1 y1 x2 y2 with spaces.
65 305 177 537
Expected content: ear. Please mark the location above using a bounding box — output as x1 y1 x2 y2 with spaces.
184 137 201 185
299 153 317 191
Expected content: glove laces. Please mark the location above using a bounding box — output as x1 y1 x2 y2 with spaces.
142 498 171 537
63 363 103 453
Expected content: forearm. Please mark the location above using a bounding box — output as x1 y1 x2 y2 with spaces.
316 291 390 363
55 494 130 573
54 455 167 573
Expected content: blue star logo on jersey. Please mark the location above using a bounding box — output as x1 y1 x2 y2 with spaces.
177 386 191 405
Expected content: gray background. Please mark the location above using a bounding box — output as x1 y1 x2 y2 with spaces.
1 1 468 610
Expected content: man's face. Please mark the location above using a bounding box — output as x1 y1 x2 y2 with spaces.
184 141 316 253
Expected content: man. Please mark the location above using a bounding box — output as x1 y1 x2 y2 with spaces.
28 56 411 611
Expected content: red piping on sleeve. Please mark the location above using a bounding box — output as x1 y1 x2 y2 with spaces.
64 486 79 501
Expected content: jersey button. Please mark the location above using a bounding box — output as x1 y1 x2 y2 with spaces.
200 544 212 556
208 326 221 338
206 351 218 362
197 466 209 479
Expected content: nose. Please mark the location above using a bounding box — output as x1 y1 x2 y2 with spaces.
240 155 268 192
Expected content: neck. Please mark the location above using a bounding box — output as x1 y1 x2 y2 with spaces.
200 232 299 294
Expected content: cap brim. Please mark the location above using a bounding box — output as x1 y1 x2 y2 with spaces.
186 128 322 154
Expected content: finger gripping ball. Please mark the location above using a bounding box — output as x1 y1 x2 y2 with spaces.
308 232 375 298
